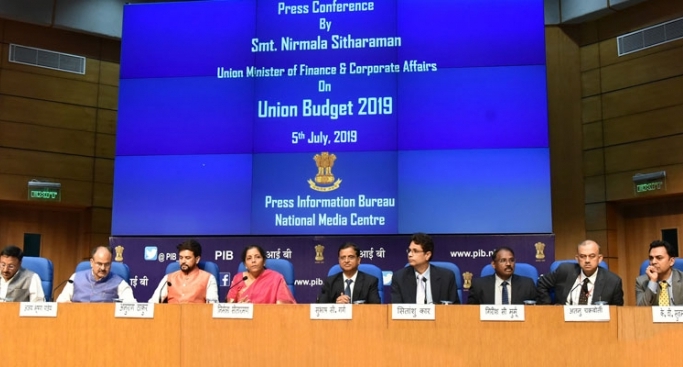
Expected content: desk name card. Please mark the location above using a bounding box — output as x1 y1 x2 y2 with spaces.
480 305 525 321
391 304 435 320
652 306 683 323
213 303 254 319
115 302 154 318
310 304 353 319
563 305 610 322
19 302 58 317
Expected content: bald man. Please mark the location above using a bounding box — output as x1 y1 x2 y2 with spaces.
56 246 135 303
537 240 623 305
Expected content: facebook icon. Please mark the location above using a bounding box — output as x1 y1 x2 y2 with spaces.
219 272 231 287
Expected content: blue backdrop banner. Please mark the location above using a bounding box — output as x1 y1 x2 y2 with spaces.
110 234 554 303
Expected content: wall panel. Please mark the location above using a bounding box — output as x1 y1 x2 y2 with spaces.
603 105 683 146
601 76 683 120
0 120 95 156
96 109 116 134
580 43 600 71
583 121 603 150
0 95 96 130
0 69 99 106
582 95 602 123
604 135 683 174
601 46 683 93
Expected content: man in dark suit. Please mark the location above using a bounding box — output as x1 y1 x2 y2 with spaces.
317 242 380 304
537 240 624 305
391 233 459 304
467 247 536 304
636 240 683 306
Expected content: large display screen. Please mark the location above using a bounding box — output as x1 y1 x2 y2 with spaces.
112 0 551 236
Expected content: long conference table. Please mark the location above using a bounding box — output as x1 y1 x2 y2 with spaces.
5 304 679 366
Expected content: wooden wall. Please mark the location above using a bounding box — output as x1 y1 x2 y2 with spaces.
546 24 587 260
0 19 120 281
578 0 683 304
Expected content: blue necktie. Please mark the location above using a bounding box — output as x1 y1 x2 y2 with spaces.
502 281 509 305
344 279 353 300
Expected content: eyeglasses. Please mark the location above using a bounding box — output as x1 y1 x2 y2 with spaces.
406 249 424 254
577 254 599 260
0 264 17 271
339 255 357 261
496 258 515 264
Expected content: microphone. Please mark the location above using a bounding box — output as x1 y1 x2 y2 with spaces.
160 281 171 303
226 276 248 302
421 277 428 304
51 279 73 301
567 280 584 305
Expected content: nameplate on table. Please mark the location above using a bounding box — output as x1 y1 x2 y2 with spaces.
310 304 353 320
480 305 525 321
391 304 435 320
652 306 683 323
563 305 610 322
213 303 254 319
114 302 154 318
19 302 58 317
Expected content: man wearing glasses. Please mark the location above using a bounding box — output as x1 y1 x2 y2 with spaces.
467 247 536 305
317 242 380 304
391 233 459 304
536 240 623 305
0 246 45 302
56 246 136 303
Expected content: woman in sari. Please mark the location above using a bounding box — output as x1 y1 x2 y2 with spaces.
226 245 296 304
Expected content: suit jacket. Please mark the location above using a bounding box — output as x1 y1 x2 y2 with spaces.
635 268 683 306
467 274 536 305
316 270 381 304
536 263 624 305
391 264 460 304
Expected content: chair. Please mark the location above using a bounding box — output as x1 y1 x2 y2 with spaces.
165 260 220 283
549 259 608 273
75 261 130 282
327 263 385 303
639 259 683 275
480 263 539 285
238 258 295 296
421 261 463 303
21 256 54 301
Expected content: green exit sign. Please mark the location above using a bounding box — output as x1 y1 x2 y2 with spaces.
635 181 664 193
633 171 666 195
27 182 61 202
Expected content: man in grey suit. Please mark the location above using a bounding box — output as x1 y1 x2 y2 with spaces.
467 247 536 304
636 240 683 306
317 242 381 304
391 233 459 304
537 240 624 305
